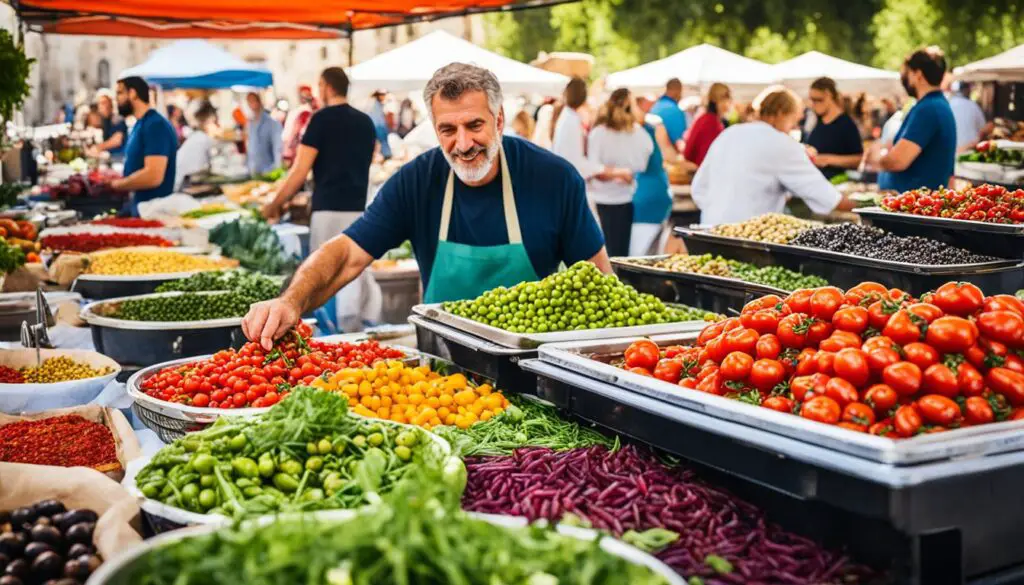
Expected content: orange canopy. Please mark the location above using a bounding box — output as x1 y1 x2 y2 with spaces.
12 0 570 38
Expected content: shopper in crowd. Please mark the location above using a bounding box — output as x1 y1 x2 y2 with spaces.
586 88 653 257
166 105 186 144
174 105 220 191
245 92 283 176
691 86 855 226
680 96 701 129
368 89 393 159
683 83 731 167
260 67 378 332
552 77 633 186
873 46 957 192
89 89 127 160
110 76 177 216
631 98 682 256
947 81 987 152
650 78 687 148
396 98 419 138
84 106 102 132
243 63 611 347
531 99 555 149
282 84 318 166
509 110 536 140
804 77 864 180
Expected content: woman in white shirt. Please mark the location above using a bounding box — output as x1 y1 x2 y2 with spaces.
691 86 854 226
551 77 633 185
586 88 654 256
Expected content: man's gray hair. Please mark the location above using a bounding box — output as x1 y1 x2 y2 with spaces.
423 63 503 120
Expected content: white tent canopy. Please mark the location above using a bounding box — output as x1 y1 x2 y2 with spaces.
604 44 776 100
773 51 901 97
348 30 570 97
120 40 272 89
955 44 1024 82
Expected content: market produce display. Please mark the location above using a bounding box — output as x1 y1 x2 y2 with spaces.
209 219 298 275
85 250 233 276
443 261 702 334
709 213 817 244
463 445 862 584
45 171 121 201
0 218 38 245
110 292 255 322
20 357 114 383
0 239 25 275
90 217 164 228
614 282 1024 437
116 475 669 585
40 233 174 253
958 143 1024 166
154 270 280 301
0 415 119 470
880 184 1024 223
312 361 511 430
635 254 829 291
0 365 23 383
0 500 104 585
180 205 234 219
789 223 999 264
132 388 452 518
139 325 404 408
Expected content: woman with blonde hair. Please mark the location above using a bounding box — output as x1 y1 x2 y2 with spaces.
691 85 855 225
586 88 654 256
683 82 731 166
509 109 536 140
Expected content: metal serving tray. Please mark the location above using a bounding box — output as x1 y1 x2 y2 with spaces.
855 207 1024 235
612 255 788 314
410 303 708 350
855 206 1024 260
537 335 1024 466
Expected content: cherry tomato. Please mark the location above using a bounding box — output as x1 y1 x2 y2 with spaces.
809 287 845 321
833 348 870 388
864 384 898 416
907 302 944 324
749 359 786 392
653 359 684 383
697 371 724 395
976 311 1024 347
917 394 961 426
777 313 812 348
982 294 1024 316
664 345 687 359
755 334 782 360
955 362 985 396
742 295 784 314
624 340 660 370
191 393 210 407
628 367 653 377
841 402 876 427
815 351 836 376
883 310 924 346
824 377 859 408
867 300 900 330
862 335 898 353
986 368 1024 406
894 404 924 437
931 282 984 316
832 306 869 334
784 289 814 314
724 328 760 356
800 396 841 424
925 316 978 354
902 342 940 370
883 362 922 396
869 420 896 437
963 396 995 425
806 320 835 348
818 331 862 353
698 322 727 346
790 375 816 401
762 395 794 413
795 348 818 376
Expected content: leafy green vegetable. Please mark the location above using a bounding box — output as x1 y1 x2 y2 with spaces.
829 172 849 185
210 218 298 275
0 238 26 274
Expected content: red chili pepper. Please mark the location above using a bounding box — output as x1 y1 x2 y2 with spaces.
91 217 165 228
0 414 119 468
0 365 24 383
41 232 175 252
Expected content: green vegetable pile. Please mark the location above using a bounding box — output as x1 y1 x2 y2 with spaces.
155 269 281 301
0 237 26 275
643 254 828 292
959 146 1023 166
210 219 298 275
0 182 26 209
434 395 618 457
133 388 454 519
119 469 670 585
112 291 254 322
444 261 699 334
181 206 234 219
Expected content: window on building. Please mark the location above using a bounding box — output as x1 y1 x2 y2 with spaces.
321 46 328 60
97 59 110 88
390 27 398 45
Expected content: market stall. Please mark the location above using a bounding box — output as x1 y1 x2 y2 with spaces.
772 51 902 97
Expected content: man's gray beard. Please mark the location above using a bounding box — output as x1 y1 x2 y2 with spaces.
443 139 500 184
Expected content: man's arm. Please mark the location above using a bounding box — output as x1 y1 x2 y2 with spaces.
95 131 124 153
878 138 923 172
242 234 373 349
815 153 864 170
262 144 317 221
588 247 613 274
112 155 167 191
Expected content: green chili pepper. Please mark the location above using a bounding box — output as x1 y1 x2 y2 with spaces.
191 453 217 475
231 457 260 479
273 473 299 492
229 434 247 451
704 554 733 575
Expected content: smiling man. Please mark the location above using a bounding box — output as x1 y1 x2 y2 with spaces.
242 62 610 349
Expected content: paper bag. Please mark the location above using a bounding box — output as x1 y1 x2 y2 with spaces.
0 461 143 560
49 252 88 287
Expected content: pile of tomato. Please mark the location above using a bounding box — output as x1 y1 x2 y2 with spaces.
621 282 1024 437
141 324 406 409
880 184 1024 224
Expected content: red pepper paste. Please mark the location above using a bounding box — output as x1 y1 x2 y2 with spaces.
0 414 119 469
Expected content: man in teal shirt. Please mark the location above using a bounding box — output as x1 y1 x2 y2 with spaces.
650 78 686 147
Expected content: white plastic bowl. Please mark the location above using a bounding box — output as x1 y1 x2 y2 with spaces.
0 348 121 413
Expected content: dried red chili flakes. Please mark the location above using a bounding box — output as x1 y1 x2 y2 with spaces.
0 365 23 383
0 414 119 468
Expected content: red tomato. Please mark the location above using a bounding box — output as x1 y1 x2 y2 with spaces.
842 402 877 427
894 404 924 437
724 328 760 356
790 375 816 401
697 372 724 395
809 287 845 321
862 335 898 353
741 310 782 335
867 300 900 330
697 322 727 346
883 310 924 345
956 362 985 396
824 378 859 407
917 395 961 426
795 348 818 376
784 289 814 314
931 282 984 316
1005 354 1024 374
664 345 687 359
963 396 995 425
1011 409 1024 421
762 395 794 413
705 335 730 364
697 363 719 381
777 313 812 348
837 421 868 432
806 320 835 348
867 347 902 377
902 342 940 370
720 352 754 381
983 294 1024 316
742 295 784 314
832 306 870 334
628 367 653 377
191 393 210 407
749 359 786 392
679 377 698 389
653 359 684 383
976 311 1024 348
883 362 923 396
907 302 943 324
925 316 978 354
833 348 870 388
624 340 660 370
815 351 836 376
818 331 862 353
755 334 782 360
800 396 841 424
986 368 1024 406
864 384 898 416
921 363 959 398
869 420 896 437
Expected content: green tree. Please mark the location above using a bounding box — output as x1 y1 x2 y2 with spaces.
871 0 944 69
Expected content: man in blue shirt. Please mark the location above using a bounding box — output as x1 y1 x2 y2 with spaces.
110 76 177 216
649 78 686 147
245 92 283 176
241 62 610 349
876 47 956 192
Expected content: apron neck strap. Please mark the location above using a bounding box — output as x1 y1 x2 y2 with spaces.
440 144 522 244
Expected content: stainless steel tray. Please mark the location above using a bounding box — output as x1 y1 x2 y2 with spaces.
411 303 709 350
612 255 789 295
855 206 1024 235
675 226 1020 274
537 335 1024 466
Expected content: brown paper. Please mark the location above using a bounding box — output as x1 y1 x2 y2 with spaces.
0 405 142 480
49 252 88 287
0 461 143 560
2 264 48 293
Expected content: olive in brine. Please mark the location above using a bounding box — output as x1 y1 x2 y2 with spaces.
64 523 93 546
32 501 65 519
0 534 25 557
30 551 62 582
22 542 52 562
56 511 96 532
65 544 91 560
29 526 61 548
4 559 27 580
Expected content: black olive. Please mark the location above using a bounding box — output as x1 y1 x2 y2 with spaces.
29 526 61 548
32 502 65 519
0 575 22 585
64 544 91 560
22 542 52 561
33 517 51 528
62 560 88 581
30 551 63 582
78 554 101 573
0 534 25 557
46 579 80 585
56 511 96 533
8 510 34 530
4 559 27 579
63 524 93 547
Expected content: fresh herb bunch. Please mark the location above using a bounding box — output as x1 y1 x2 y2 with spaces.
210 219 298 275
0 238 26 274
155 269 281 301
0 30 34 124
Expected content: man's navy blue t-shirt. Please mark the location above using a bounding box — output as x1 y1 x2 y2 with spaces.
123 109 177 214
345 136 605 290
879 91 956 192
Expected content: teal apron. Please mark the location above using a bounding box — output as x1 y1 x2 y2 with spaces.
423 146 540 303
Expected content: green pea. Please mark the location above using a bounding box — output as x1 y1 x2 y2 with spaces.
198 489 217 509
